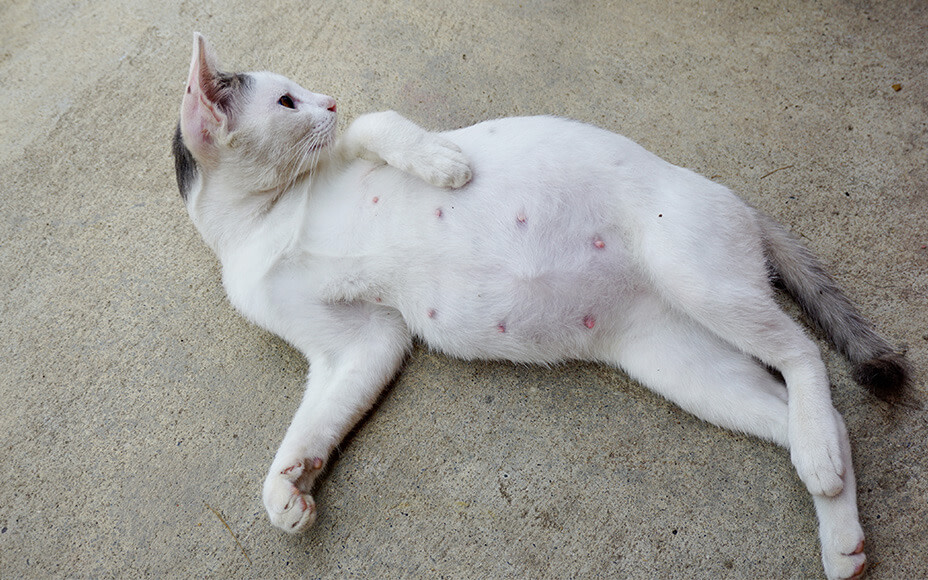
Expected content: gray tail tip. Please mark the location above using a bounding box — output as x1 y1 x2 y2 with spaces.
852 352 910 401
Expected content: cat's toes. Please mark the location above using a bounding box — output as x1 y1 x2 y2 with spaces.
263 458 324 533
793 452 845 497
791 423 845 497
795 457 844 497
414 137 472 189
820 515 866 579
822 541 866 580
268 484 316 533
441 156 473 189
424 154 472 188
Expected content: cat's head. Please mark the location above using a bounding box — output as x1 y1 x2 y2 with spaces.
173 33 337 200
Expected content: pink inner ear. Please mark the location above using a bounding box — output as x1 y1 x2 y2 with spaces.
181 84 217 155
199 93 223 125
180 34 226 161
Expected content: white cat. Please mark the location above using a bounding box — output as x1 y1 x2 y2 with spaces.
173 33 907 579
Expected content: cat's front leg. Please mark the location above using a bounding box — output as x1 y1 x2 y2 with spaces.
338 110 472 188
263 456 325 532
262 304 411 532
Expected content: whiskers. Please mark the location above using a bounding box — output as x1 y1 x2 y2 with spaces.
281 123 336 191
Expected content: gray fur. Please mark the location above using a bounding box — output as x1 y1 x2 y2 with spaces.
211 71 252 114
171 71 252 201
172 122 197 201
757 211 909 397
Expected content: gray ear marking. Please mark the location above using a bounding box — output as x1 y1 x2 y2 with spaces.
189 32 252 115
178 32 254 165
212 72 253 114
172 121 198 202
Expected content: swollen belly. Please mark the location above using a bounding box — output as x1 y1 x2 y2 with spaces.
391 264 629 363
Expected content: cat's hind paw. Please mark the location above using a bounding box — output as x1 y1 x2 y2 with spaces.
822 539 866 580
790 420 845 497
819 504 866 580
263 458 324 533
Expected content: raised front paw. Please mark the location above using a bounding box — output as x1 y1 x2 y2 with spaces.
400 135 472 189
262 458 324 533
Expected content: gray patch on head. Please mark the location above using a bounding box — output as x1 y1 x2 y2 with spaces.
212 71 253 114
172 121 198 202
171 72 252 202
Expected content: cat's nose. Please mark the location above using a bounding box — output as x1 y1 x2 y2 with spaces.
321 96 336 112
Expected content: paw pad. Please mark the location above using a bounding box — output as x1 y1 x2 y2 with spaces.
281 462 302 475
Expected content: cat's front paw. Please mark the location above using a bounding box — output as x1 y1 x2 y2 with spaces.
401 135 472 189
262 458 324 533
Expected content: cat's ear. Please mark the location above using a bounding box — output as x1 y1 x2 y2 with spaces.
180 33 228 164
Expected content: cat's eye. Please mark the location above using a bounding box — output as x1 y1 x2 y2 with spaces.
278 94 296 109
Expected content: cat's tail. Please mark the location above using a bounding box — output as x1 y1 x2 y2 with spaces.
756 211 909 399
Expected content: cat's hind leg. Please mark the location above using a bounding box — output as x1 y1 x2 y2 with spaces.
607 298 865 579
262 303 411 532
636 199 845 499
607 296 791 447
815 409 867 580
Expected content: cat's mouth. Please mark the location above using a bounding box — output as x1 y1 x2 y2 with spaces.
281 119 338 186
308 115 337 151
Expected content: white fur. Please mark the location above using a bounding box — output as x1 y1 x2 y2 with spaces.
178 34 867 579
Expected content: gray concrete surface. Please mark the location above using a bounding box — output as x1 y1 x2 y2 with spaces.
2 0 926 577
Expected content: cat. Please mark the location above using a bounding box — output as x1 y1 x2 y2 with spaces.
173 33 908 580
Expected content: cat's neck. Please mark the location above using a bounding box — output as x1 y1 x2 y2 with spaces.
187 172 308 262
185 139 351 263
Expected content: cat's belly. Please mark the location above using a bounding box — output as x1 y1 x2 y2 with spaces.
388 253 645 363
340 118 662 361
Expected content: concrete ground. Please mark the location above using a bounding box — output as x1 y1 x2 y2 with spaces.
2 0 926 577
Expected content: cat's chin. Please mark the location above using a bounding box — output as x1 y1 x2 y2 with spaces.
278 127 336 188
311 130 336 152
312 114 338 146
